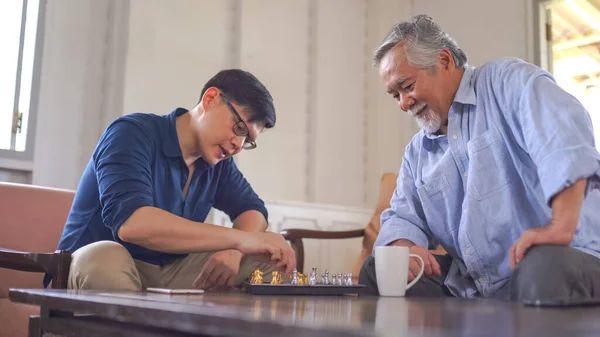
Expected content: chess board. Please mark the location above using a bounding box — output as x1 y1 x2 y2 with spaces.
242 282 366 296
244 268 364 295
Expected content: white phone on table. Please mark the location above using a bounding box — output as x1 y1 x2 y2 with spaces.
146 288 205 294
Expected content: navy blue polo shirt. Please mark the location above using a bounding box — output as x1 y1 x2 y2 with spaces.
55 108 268 266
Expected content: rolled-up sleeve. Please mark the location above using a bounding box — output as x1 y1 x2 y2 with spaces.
501 61 600 205
374 156 436 251
93 120 155 239
213 158 268 223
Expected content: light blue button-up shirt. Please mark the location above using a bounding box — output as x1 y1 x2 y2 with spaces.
374 57 600 298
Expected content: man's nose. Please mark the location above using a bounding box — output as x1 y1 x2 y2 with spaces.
399 95 414 112
231 136 244 153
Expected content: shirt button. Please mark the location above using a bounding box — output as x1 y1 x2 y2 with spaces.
463 171 468 177
452 134 458 140
466 248 471 255
478 277 484 284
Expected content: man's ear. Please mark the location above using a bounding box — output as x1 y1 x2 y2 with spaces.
438 49 453 70
200 87 219 112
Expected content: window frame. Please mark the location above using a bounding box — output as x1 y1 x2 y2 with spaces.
0 0 46 169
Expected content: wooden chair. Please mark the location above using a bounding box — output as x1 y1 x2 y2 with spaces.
0 250 71 289
280 229 365 273
0 182 75 337
280 173 447 278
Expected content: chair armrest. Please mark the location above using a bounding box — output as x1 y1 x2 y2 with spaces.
280 229 366 273
0 248 72 289
0 248 49 273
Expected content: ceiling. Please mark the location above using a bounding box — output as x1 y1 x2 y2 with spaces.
547 0 600 88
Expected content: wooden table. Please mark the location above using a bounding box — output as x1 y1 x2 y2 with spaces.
9 288 600 337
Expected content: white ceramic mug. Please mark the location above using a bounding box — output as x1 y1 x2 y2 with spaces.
374 246 425 297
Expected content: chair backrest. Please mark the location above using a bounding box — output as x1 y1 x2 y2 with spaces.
0 182 75 297
351 173 399 277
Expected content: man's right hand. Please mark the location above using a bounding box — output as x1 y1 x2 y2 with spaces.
407 245 441 282
236 231 296 275
391 240 441 282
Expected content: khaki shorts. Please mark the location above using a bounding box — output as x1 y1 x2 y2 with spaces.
67 241 275 290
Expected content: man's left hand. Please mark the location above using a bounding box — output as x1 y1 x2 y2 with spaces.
193 250 243 290
509 224 575 270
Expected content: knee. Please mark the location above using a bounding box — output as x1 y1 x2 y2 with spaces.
69 241 140 290
510 245 578 300
358 256 375 277
359 256 376 282
514 245 572 277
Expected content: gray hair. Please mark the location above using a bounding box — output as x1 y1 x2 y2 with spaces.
373 14 467 70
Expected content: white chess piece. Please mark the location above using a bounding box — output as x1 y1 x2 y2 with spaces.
346 273 353 286
309 267 317 286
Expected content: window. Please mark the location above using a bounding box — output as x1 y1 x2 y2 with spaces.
0 0 42 161
534 0 600 149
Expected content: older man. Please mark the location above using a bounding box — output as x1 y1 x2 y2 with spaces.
359 14 600 301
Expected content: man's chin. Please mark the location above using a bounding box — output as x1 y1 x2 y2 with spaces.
417 120 441 134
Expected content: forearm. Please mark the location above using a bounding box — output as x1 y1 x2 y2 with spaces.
118 206 245 253
548 179 587 238
232 210 268 232
391 239 416 247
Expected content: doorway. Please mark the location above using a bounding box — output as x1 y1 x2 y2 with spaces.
533 0 600 148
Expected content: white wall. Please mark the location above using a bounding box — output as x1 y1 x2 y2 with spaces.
122 0 236 115
2 0 534 209
29 0 127 189
123 0 418 208
411 0 530 65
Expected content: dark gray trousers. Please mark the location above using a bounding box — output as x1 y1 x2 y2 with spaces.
358 245 600 301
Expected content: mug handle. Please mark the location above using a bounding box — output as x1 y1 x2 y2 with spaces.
406 254 425 290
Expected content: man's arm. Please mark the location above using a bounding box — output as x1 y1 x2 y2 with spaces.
510 179 587 268
376 155 442 280
499 59 600 205
118 206 248 253
495 60 600 267
233 210 268 232
375 155 437 250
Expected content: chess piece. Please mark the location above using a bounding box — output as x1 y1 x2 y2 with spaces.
309 267 317 285
271 271 282 285
337 273 342 286
291 269 299 285
332 274 338 286
346 273 353 286
324 270 330 285
250 270 263 284
320 273 325 285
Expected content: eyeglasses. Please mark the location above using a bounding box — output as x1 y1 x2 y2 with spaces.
220 94 257 150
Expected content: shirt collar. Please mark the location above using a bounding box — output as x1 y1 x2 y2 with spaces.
162 108 188 158
453 65 477 106
421 65 476 151
422 131 447 152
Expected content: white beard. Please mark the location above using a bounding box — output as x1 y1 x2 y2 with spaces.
416 110 443 134
409 104 443 134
